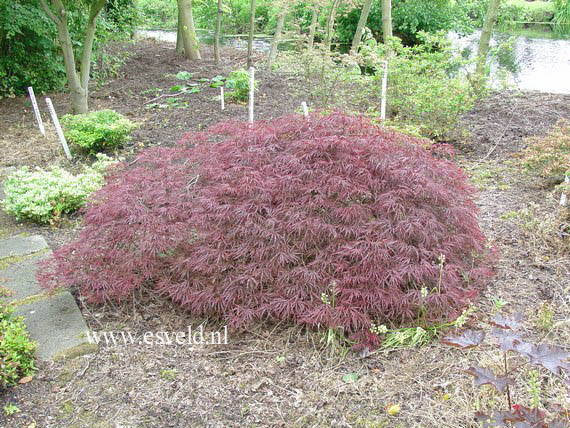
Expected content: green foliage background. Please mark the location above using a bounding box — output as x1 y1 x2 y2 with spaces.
0 0 137 98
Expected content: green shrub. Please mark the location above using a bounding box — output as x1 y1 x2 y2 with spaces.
1 154 118 224
137 0 177 29
60 109 137 153
0 301 36 389
553 0 570 33
225 69 256 102
276 32 476 141
520 121 570 181
379 33 477 140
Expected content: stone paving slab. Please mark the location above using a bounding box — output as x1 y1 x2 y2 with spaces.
0 253 51 303
1 233 97 361
0 235 49 260
15 291 97 361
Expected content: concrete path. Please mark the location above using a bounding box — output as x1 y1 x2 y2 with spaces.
0 235 97 360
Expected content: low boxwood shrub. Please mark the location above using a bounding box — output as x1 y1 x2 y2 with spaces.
60 109 137 153
39 113 493 346
2 154 119 224
0 301 36 389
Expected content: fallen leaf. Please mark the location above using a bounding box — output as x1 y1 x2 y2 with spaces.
19 375 33 384
386 403 401 416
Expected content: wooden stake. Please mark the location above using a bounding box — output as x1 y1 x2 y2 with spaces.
249 67 255 124
561 176 569 207
27 87 45 135
301 102 309 117
380 60 388 121
45 98 72 160
221 86 225 110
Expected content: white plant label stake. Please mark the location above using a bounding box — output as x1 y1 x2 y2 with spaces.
45 98 72 160
301 102 309 117
248 67 255 124
221 86 225 110
561 176 569 207
380 60 388 121
27 87 45 135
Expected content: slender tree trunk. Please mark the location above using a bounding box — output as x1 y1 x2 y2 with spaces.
308 5 318 48
214 0 223 64
176 6 183 54
39 0 105 114
325 0 341 51
475 0 501 88
177 0 201 60
351 0 372 54
247 0 256 68
381 0 392 43
267 11 286 70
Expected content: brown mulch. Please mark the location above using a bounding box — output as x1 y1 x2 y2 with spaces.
1 39 569 428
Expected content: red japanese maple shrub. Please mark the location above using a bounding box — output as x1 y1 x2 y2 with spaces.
39 112 493 340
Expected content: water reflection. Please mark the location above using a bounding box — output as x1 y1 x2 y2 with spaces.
450 29 570 94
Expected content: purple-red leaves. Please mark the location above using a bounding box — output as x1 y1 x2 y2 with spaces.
464 365 515 393
444 311 570 428
38 112 493 340
512 405 547 428
491 329 524 352
441 330 485 349
475 411 523 427
490 312 524 330
515 343 570 376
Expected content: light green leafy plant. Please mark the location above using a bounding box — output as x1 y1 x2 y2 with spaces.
60 109 137 153
225 69 256 102
1 154 118 224
0 301 36 389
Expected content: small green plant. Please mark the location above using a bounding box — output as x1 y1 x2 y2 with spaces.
61 109 137 153
159 368 177 381
176 71 192 80
370 255 477 350
1 154 118 224
0 302 36 389
536 302 555 332
491 295 509 311
225 69 255 102
3 403 20 416
371 304 476 350
210 75 225 88
319 281 350 358
442 310 570 427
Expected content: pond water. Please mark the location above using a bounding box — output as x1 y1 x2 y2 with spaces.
449 28 570 94
141 28 570 94
139 29 273 52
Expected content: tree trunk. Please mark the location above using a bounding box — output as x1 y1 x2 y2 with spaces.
214 0 223 64
381 0 392 43
39 0 105 114
475 0 501 88
247 0 256 68
325 0 341 51
351 0 372 54
177 0 201 60
176 6 183 54
308 5 318 48
267 11 286 70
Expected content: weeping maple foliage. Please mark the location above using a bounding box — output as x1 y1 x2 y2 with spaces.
39 112 493 341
